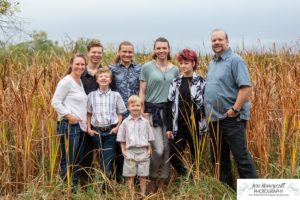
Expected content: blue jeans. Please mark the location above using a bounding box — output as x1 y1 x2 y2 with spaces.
209 116 258 188
90 129 117 178
57 120 82 185
77 131 94 182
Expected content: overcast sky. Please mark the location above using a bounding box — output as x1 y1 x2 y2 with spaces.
17 0 300 52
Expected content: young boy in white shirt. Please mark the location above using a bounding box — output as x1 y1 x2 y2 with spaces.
86 67 126 179
117 95 154 196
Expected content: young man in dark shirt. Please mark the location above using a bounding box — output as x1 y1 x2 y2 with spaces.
79 40 103 184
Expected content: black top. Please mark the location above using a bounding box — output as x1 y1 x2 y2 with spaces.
81 65 102 95
178 77 194 130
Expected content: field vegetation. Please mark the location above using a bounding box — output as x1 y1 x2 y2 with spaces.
0 32 299 199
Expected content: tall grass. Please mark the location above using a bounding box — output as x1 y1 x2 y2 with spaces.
0 42 299 199
241 47 300 178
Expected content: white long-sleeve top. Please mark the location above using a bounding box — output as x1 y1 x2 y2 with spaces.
51 75 88 131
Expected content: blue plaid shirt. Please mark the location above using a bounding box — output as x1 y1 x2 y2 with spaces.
109 61 142 117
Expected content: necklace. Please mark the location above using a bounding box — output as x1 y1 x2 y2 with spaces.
154 61 170 81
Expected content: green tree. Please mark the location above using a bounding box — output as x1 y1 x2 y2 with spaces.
0 31 64 65
0 0 21 37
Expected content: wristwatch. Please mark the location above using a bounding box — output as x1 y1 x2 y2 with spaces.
231 107 239 114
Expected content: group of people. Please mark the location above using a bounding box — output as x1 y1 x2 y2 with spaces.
51 29 258 196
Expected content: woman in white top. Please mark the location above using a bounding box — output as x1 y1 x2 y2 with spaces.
51 54 88 185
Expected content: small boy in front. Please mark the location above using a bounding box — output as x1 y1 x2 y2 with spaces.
117 95 154 196
87 67 126 179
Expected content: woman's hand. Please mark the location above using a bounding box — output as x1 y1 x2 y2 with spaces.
65 114 81 124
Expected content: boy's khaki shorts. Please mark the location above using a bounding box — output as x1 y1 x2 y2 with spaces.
123 147 150 177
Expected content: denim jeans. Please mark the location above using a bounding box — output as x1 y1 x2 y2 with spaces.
77 131 94 184
90 129 117 178
115 143 124 182
209 117 258 188
56 120 82 185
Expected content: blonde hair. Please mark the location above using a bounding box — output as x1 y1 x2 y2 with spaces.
128 95 142 106
96 67 112 79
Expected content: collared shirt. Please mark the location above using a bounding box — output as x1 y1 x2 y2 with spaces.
87 89 127 127
109 62 141 117
167 73 206 136
117 115 154 149
204 48 252 121
81 65 102 95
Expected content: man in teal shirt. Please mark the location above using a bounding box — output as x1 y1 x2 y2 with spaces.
204 29 258 189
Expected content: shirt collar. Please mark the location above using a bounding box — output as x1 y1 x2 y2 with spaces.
98 88 111 95
81 69 88 77
82 65 102 77
179 72 197 79
117 61 136 68
213 47 232 62
87 68 96 76
128 114 143 120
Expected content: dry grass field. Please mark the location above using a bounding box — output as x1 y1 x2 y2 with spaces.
0 40 299 199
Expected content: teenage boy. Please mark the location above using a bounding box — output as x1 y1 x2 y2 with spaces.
79 40 104 183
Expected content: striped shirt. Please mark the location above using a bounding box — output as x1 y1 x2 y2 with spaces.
87 89 126 127
117 115 154 149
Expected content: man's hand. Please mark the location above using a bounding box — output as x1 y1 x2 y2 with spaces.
87 129 99 137
224 108 239 118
